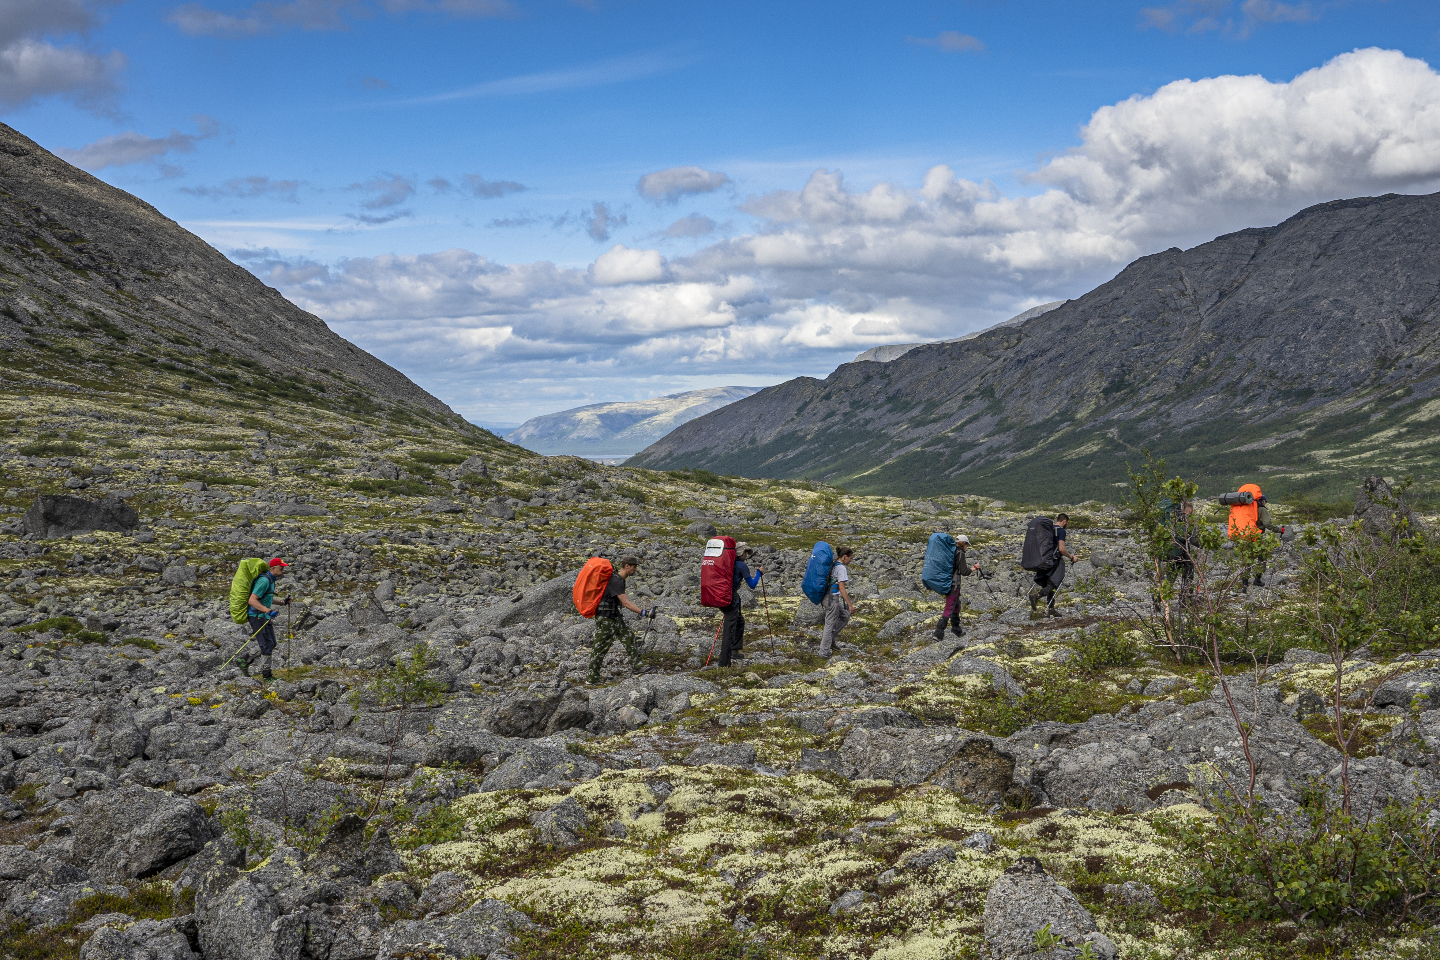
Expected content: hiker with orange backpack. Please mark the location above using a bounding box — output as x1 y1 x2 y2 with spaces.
576 555 654 684
1225 482 1273 589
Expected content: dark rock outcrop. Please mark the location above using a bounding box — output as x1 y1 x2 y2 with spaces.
21 495 138 539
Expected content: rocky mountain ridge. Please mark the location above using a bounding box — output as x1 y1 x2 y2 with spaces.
0 122 462 427
852 301 1066 364
633 193 1440 505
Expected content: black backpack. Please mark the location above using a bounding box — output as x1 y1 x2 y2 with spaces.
1021 516 1058 571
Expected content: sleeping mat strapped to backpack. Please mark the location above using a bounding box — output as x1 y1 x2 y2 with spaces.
921 532 957 594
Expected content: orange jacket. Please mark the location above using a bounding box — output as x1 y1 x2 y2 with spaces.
1228 483 1264 538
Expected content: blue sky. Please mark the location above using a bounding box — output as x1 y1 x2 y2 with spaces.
7 0 1440 426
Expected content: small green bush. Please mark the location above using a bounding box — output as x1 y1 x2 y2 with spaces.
15 616 84 635
348 478 431 497
1071 622 1143 671
1161 790 1440 926
410 450 468 465
17 441 84 457
963 663 1137 737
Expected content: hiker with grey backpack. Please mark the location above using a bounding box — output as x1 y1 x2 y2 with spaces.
1022 514 1077 618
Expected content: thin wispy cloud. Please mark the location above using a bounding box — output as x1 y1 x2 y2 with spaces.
907 30 986 53
1140 0 1319 37
182 175 302 201
379 48 693 107
57 116 221 170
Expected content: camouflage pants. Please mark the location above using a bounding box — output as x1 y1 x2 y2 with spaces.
590 616 640 682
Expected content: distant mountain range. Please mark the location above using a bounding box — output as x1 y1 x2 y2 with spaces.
852 302 1066 364
506 386 763 458
631 193 1440 504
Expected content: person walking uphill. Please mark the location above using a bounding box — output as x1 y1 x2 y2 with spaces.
934 535 980 640
245 557 291 680
588 556 654 684
1026 514 1078 618
718 543 764 667
819 546 856 658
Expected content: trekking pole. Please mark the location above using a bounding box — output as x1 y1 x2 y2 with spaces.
219 616 272 672
704 618 722 667
760 578 776 654
286 601 293 671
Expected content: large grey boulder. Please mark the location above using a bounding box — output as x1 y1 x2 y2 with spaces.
69 785 214 880
480 744 601 792
1354 476 1427 539
841 726 1020 806
484 689 565 738
531 796 590 848
22 494 138 539
473 575 574 628
376 899 536 960
948 657 1025 700
1373 668 1440 710
983 857 1117 959
422 703 521 769
80 919 198 960
1012 680 1344 813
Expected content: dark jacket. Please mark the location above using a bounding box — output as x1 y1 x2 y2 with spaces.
951 546 974 592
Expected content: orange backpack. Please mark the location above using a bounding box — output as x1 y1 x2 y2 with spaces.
573 557 614 618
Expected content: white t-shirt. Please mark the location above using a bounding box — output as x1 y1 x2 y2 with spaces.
831 562 850 594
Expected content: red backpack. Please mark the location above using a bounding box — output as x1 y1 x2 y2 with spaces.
700 536 735 608
573 557 613 618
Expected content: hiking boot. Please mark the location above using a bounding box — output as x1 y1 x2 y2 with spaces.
235 657 250 677
587 673 601 685
949 616 964 637
1028 587 1041 612
1252 575 1265 588
933 617 947 641
261 669 273 680
1046 605 1061 619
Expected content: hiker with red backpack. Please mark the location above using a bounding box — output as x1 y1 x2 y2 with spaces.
700 537 763 667
577 555 654 684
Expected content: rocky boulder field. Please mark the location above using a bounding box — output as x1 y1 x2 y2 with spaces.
1 386 1439 960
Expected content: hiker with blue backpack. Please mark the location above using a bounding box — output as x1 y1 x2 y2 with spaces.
819 546 855 658
923 531 980 640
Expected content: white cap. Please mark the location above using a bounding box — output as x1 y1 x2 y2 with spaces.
956 535 971 545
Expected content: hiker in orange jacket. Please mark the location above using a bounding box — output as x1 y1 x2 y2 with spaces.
1227 482 1272 589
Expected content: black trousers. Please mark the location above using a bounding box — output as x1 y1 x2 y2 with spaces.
719 600 745 666
247 617 277 655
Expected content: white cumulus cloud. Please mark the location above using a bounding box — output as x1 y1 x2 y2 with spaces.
589 245 668 286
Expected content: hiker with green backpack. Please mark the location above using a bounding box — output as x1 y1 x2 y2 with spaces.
227 557 290 679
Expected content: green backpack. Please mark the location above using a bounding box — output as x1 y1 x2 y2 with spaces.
229 558 270 624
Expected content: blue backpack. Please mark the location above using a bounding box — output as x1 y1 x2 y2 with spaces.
922 532 956 594
801 541 835 605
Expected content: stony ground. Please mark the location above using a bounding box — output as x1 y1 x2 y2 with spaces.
1 378 1439 960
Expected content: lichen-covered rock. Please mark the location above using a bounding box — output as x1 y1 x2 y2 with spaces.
1373 668 1440 710
68 785 214 880
80 919 198 960
684 743 757 769
1354 476 1427 539
841 726 1019 806
531 796 590 848
417 870 473 916
376 898 537 960
480 744 600 792
947 657 1024 700
983 857 1117 960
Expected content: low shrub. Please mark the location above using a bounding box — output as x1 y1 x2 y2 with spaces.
1071 622 1144 671
963 663 1138 737
1160 790 1440 926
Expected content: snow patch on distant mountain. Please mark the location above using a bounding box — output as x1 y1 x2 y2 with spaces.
853 301 1067 363
506 386 763 458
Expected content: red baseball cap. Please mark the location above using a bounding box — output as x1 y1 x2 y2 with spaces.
269 558 289 569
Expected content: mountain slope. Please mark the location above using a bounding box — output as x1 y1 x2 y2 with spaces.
0 122 460 426
852 301 1065 364
507 386 762 457
632 193 1440 504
